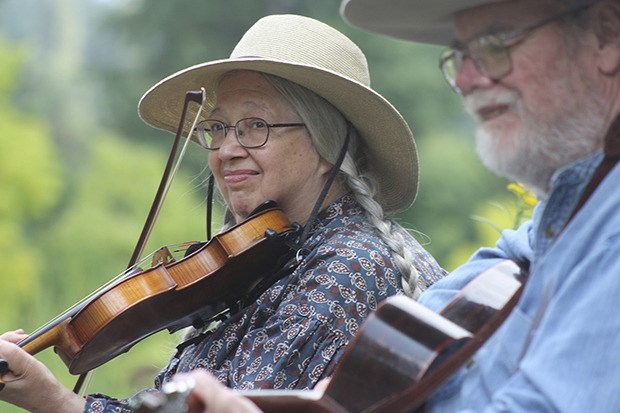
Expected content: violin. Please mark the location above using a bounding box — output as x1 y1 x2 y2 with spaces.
5 204 296 377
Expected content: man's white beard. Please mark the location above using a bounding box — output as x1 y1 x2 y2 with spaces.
466 89 606 198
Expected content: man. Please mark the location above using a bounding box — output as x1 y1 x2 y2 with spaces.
340 0 620 412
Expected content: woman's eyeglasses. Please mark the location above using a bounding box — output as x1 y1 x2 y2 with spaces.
196 117 305 150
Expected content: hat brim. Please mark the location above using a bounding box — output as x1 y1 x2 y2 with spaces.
341 0 507 46
138 57 418 213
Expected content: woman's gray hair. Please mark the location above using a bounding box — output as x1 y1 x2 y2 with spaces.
262 72 422 299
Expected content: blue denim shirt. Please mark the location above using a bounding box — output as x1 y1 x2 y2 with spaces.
422 151 620 412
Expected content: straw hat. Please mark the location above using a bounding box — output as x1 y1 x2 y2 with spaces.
341 0 507 46
138 14 418 213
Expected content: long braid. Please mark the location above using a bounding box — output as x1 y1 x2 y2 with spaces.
341 155 421 298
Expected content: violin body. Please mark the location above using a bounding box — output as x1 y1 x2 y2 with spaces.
20 206 296 375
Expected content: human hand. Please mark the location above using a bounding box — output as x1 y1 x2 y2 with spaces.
0 329 28 344
0 334 85 413
0 330 28 385
173 370 263 413
314 377 331 392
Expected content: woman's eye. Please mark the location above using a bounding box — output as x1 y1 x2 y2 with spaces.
210 123 225 132
249 119 268 129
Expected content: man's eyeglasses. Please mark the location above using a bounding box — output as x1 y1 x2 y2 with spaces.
195 117 306 150
439 4 592 94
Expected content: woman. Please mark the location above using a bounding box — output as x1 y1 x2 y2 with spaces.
0 14 445 412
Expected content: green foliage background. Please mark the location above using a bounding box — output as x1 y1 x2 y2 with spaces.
0 0 521 411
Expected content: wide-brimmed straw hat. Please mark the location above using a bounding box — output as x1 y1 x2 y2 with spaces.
138 14 418 213
341 0 507 46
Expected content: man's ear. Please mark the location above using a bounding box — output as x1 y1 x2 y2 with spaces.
591 0 620 75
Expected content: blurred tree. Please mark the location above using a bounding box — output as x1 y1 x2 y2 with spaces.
0 36 64 330
408 131 508 270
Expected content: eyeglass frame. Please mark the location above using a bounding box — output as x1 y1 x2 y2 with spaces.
439 3 592 94
195 117 306 150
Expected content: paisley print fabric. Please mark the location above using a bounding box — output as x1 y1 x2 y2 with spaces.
84 194 445 412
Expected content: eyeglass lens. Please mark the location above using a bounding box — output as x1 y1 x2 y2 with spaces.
440 35 512 92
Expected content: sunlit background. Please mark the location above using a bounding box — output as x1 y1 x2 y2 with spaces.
0 0 523 410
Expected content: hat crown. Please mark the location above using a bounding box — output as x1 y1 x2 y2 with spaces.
230 15 371 87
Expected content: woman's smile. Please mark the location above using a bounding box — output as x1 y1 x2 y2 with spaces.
222 168 259 185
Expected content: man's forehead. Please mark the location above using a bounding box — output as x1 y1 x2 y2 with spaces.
454 0 561 39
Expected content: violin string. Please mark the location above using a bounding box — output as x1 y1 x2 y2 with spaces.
23 90 208 342
23 259 146 339
79 370 96 396
23 244 189 339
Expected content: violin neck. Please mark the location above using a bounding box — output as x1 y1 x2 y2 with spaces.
19 306 81 354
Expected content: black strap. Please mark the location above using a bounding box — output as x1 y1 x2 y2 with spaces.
294 123 352 252
205 174 215 241
565 115 620 226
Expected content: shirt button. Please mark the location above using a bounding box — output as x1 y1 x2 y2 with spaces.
545 226 555 238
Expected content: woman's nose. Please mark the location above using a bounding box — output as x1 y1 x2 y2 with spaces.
216 128 247 159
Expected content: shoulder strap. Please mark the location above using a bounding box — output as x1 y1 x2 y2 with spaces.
566 115 620 224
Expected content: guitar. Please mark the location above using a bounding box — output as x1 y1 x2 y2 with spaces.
131 260 526 413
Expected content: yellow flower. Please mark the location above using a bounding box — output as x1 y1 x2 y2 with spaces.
506 182 538 227
522 192 538 207
507 182 526 196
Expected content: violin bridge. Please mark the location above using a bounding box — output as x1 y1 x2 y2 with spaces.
151 246 175 267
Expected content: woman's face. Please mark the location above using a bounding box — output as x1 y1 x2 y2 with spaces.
208 71 334 224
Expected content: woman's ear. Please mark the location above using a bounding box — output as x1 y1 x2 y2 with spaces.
591 0 620 74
